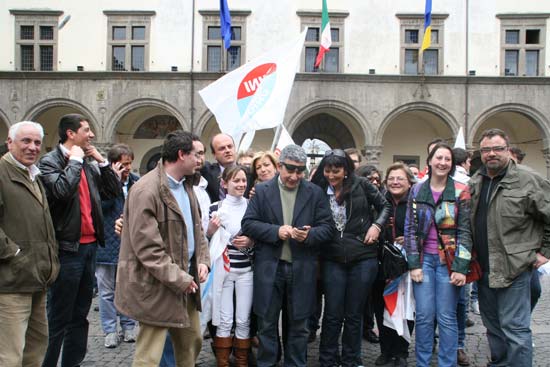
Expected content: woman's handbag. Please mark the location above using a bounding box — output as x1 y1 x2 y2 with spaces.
381 241 408 280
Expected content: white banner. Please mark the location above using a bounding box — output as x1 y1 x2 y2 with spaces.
199 30 307 142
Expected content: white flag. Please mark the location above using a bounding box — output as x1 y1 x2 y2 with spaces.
274 126 295 157
199 30 307 142
454 127 466 149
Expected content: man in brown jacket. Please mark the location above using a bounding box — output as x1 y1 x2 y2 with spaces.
0 121 59 366
115 130 210 367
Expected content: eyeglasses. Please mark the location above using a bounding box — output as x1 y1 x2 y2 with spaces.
281 162 307 173
324 149 346 158
479 146 507 154
387 177 407 183
368 175 380 182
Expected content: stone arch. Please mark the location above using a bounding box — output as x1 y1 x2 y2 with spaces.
24 98 100 134
287 99 371 149
195 109 215 137
0 108 10 152
139 145 162 175
469 103 550 148
375 101 460 146
105 98 188 143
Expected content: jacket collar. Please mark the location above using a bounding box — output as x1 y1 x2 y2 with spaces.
415 176 456 205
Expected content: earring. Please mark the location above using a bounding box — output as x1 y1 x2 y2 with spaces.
344 175 348 179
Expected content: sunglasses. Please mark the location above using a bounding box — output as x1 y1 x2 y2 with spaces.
324 149 346 158
281 162 307 173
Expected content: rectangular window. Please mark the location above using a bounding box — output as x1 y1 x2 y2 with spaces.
112 46 126 71
305 47 318 72
207 46 222 72
404 49 418 74
40 45 53 71
504 50 518 76
325 48 339 72
405 30 419 44
227 46 241 71
20 45 34 71
526 29 540 44
40 26 54 40
306 27 320 42
431 30 439 44
20 25 34 40
331 28 339 42
131 46 144 71
208 26 221 40
424 49 438 75
505 30 520 44
525 50 539 76
231 26 241 41
132 26 145 41
112 26 126 41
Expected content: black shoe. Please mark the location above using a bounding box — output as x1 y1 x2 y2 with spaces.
364 329 379 343
375 354 392 365
394 357 407 367
465 318 475 327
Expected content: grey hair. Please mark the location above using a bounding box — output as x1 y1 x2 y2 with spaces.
279 144 307 164
9 121 44 140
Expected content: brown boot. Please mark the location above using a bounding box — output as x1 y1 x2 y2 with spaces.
233 337 251 367
213 336 233 367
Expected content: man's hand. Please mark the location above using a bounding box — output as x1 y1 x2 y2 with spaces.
291 225 310 243
69 145 85 160
111 161 124 181
198 264 209 283
450 272 466 286
410 269 423 283
232 235 253 248
84 145 105 163
534 252 549 269
185 280 199 294
114 216 123 237
278 225 293 241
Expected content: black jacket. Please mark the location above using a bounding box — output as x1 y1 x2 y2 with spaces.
382 190 409 244
38 146 121 252
321 176 391 263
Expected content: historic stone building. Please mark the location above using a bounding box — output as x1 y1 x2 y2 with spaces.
1 0 549 176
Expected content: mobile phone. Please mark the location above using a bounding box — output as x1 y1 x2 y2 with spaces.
297 226 307 230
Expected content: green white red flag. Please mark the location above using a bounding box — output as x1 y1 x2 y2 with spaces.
314 0 331 68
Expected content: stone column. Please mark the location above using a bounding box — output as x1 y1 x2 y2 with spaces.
362 145 383 167
542 148 550 179
94 142 114 158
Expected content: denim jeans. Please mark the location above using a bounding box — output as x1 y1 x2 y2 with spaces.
319 258 378 367
457 282 471 349
479 271 532 367
256 261 309 367
412 253 459 367
159 333 175 367
42 243 97 367
96 264 135 334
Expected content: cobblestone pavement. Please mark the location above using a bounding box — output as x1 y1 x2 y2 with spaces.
82 276 550 366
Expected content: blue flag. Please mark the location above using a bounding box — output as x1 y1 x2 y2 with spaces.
220 0 232 49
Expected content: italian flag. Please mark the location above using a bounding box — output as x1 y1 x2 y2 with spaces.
314 0 331 68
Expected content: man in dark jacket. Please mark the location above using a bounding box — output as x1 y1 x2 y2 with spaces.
38 114 121 367
97 144 138 348
0 121 59 366
241 144 335 367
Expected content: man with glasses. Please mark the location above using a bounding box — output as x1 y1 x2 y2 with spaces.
242 144 335 367
470 128 550 367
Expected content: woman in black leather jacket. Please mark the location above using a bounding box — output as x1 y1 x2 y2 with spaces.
311 149 391 367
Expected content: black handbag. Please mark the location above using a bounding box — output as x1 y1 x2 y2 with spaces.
381 241 408 280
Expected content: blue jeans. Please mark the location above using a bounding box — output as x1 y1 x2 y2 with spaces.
42 244 97 367
159 333 175 367
479 271 532 367
256 261 309 367
96 264 135 334
412 253 459 367
457 282 471 349
319 258 378 367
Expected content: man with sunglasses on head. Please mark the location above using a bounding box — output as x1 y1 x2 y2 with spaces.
242 144 335 367
469 128 550 367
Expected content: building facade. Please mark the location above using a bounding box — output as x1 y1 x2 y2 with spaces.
1 0 549 176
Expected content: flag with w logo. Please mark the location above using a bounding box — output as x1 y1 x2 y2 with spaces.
199 31 306 143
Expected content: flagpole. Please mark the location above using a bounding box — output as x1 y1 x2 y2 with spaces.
271 124 283 151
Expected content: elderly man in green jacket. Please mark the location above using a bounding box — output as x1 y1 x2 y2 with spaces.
470 128 550 367
0 121 59 366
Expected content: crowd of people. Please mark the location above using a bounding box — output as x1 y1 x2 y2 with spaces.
0 113 549 367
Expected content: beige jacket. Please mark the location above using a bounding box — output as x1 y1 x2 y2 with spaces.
115 163 210 328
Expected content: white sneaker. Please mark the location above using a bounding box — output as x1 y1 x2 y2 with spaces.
104 332 119 348
122 328 136 343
